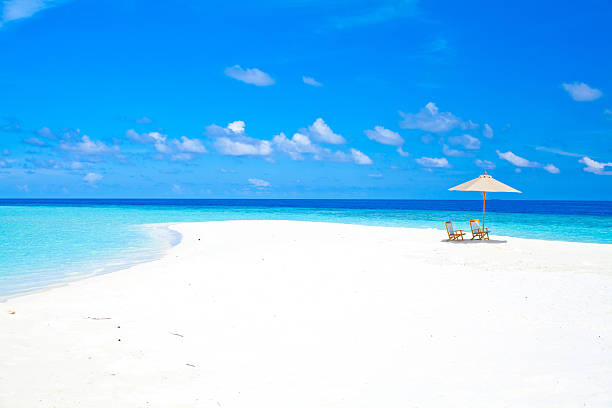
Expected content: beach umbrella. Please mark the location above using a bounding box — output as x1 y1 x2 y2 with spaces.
448 171 521 231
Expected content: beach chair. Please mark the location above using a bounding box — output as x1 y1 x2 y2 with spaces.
469 219 490 240
445 221 465 241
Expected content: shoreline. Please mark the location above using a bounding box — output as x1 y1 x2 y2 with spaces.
2 220 612 406
0 223 182 302
2 220 611 303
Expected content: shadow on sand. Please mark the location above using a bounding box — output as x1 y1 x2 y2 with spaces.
441 239 507 244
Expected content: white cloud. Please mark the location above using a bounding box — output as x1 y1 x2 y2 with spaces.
173 136 207 153
127 130 206 160
207 120 370 164
139 132 170 155
248 178 270 188
227 120 245 133
543 163 560 174
442 144 468 157
579 157 612 175
302 76 323 87
350 148 372 165
224 65 274 86
172 184 182 193
562 82 602 101
397 146 410 157
193 116 377 167
449 134 481 150
60 135 119 155
37 126 54 139
272 132 318 160
273 132 371 164
307 118 346 144
415 156 450 168
206 121 272 156
23 137 46 146
364 126 404 146
483 124 493 139
309 147 372 165
154 141 172 154
205 124 231 138
461 120 478 130
368 173 383 178
215 137 272 156
535 146 582 157
496 150 560 174
605 109 612 118
496 150 539 167
126 129 166 145
1 0 60 25
136 116 152 124
83 172 102 185
399 102 461 133
147 132 167 146
207 121 271 156
16 184 29 192
475 159 496 170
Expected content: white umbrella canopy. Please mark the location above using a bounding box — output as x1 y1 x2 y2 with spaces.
449 172 521 193
448 171 521 231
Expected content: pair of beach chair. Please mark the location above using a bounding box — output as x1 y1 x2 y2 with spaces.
445 220 490 241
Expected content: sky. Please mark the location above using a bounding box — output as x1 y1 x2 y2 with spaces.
0 0 611 199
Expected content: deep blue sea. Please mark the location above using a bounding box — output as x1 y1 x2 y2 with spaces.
1 199 611 299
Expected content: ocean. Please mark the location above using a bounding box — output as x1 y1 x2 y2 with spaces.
1 199 610 299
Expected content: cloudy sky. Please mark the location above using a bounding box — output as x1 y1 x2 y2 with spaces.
0 0 610 199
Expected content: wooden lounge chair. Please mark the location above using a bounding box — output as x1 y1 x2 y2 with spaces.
445 221 465 241
469 219 490 240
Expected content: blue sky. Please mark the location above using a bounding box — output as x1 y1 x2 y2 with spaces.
0 0 611 199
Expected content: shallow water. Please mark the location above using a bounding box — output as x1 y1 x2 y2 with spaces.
1 199 610 298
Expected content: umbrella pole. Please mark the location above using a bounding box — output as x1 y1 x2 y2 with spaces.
482 191 486 230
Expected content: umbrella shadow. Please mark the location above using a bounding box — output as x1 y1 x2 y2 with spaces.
441 239 507 244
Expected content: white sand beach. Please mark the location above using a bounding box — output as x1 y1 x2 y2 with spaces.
1 220 612 407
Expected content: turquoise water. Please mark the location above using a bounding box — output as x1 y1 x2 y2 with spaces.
1 200 610 299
